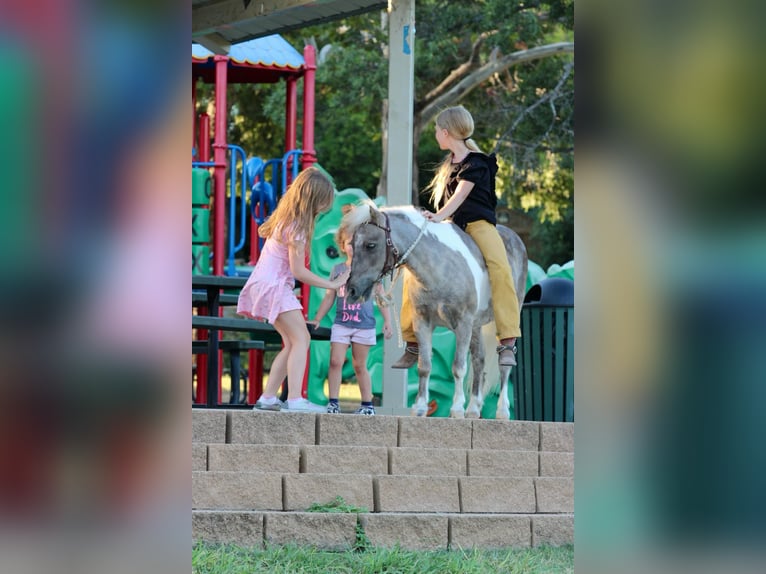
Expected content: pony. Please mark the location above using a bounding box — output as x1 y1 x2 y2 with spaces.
341 201 527 418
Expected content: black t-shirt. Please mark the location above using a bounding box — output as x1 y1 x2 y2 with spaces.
440 152 498 230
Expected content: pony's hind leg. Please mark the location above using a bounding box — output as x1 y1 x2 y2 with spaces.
495 363 513 420
465 326 486 418
448 324 474 418
412 336 433 417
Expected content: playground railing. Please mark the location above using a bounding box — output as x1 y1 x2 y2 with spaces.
226 149 304 276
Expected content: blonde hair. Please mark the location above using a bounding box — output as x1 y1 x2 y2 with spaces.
426 105 483 207
334 204 356 256
258 166 334 244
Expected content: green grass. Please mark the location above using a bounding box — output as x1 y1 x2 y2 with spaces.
192 542 574 573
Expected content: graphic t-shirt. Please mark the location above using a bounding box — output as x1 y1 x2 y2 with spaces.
331 263 376 329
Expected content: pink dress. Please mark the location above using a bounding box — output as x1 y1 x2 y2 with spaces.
237 228 304 324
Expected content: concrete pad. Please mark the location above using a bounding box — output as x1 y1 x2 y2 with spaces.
535 477 574 513
539 422 574 452
317 414 398 447
539 452 574 477
450 514 531 549
192 471 283 510
398 417 472 449
264 512 357 550
471 419 539 451
360 513 448 550
208 444 300 473
283 473 374 512
532 514 574 546
389 447 467 476
192 444 207 471
460 477 536 513
193 510 263 547
302 445 388 475
376 475 459 512
192 409 227 443
229 410 316 445
467 449 538 476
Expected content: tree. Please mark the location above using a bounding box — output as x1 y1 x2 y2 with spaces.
410 0 574 216
246 1 574 262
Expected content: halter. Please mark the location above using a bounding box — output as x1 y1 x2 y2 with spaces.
363 211 429 281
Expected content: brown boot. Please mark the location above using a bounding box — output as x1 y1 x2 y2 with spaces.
497 344 517 367
391 345 419 369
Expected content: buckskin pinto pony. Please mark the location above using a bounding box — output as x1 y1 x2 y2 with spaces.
341 202 527 418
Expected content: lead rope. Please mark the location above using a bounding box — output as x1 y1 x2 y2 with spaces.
375 268 405 348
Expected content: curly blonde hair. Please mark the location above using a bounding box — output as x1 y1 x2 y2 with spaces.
258 166 334 244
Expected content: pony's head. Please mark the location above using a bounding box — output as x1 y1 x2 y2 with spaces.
341 200 389 303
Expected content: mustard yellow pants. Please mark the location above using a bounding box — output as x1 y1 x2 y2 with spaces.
401 220 521 341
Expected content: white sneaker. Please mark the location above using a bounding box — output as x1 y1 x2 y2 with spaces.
282 398 326 413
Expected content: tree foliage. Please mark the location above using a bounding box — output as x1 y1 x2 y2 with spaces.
200 1 574 266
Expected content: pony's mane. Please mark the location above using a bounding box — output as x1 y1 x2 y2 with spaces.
341 200 425 235
341 199 376 234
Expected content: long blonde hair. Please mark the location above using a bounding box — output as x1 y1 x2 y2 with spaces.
258 166 334 244
426 105 483 207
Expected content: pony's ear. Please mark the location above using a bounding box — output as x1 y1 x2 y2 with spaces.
368 204 383 226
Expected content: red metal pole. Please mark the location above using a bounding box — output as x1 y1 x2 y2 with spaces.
199 113 211 162
192 77 197 152
301 45 317 169
212 55 228 276
300 46 319 397
286 76 297 154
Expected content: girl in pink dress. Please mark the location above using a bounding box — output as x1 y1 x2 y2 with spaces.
237 167 348 412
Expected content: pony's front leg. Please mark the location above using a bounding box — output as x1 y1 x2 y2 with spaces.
465 326 485 418
412 338 433 417
495 363 513 420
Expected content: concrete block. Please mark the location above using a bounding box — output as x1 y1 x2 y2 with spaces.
539 452 574 477
283 473 373 512
390 447 467 476
208 444 300 473
532 514 574 547
192 444 207 471
467 449 538 476
317 414 398 447
539 422 574 452
192 510 263 547
229 411 316 445
398 418 472 449
460 477 536 513
471 419 539 451
360 513 448 550
535 477 574 513
450 514 531 549
192 409 227 443
376 476 459 513
192 471 283 510
302 445 388 475
264 512 357 550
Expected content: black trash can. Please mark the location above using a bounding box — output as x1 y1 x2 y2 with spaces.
514 278 574 422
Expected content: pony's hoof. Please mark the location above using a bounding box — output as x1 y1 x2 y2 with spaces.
465 407 481 419
449 409 466 419
412 406 428 417
495 408 511 420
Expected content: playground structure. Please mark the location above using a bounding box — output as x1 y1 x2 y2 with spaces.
192 35 318 404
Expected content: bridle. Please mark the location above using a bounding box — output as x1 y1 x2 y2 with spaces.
362 211 429 281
